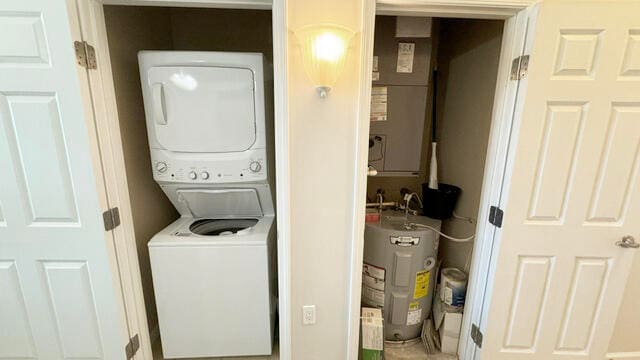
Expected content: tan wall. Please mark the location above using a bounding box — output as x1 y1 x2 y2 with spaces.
169 8 272 59
104 5 178 335
609 253 640 354
287 0 364 357
433 19 503 272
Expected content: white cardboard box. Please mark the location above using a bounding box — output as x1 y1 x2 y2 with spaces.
439 312 463 354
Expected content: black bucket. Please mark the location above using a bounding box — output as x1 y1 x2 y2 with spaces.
421 183 461 220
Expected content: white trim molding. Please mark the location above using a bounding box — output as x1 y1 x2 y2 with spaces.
100 0 272 9
608 352 640 360
376 0 536 19
347 1 534 359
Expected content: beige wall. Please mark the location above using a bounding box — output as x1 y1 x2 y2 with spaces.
104 5 178 335
435 19 503 272
609 253 640 354
287 0 365 358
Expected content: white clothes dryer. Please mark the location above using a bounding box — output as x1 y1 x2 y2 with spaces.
139 51 276 358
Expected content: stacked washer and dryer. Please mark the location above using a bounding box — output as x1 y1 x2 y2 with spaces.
139 51 276 359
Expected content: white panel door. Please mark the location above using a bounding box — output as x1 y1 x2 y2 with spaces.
482 1 640 359
0 0 126 359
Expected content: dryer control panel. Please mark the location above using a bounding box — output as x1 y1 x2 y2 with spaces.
151 149 267 184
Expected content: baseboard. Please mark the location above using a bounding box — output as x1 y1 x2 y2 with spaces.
607 351 640 360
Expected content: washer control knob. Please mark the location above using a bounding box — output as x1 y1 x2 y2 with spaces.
249 161 262 173
156 161 168 173
201 171 210 180
188 171 197 180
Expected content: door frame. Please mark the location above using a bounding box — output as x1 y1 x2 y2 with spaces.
72 0 290 359
348 1 536 359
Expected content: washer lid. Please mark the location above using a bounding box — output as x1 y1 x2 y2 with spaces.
177 188 263 218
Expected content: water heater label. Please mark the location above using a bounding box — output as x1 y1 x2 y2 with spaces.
363 263 385 281
406 302 422 325
362 263 386 307
362 286 385 308
413 270 430 299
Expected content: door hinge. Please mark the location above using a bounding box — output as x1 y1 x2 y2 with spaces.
125 334 140 360
471 323 483 348
102 207 121 231
74 40 97 69
489 205 504 228
510 54 529 80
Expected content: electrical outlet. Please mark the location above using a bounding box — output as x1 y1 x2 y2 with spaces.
302 305 316 325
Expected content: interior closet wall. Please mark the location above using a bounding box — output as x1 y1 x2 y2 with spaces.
104 6 177 335
104 6 273 337
434 19 503 271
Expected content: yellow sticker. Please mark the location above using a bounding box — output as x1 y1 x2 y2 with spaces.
409 301 420 310
413 270 430 299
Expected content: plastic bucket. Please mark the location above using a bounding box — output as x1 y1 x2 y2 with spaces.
421 183 461 220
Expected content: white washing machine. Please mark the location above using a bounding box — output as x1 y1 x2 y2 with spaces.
139 51 276 358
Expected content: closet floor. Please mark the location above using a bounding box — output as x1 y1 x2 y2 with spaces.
384 340 458 360
152 339 279 360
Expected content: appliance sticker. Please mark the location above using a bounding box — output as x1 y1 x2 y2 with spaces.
362 285 385 308
363 274 385 291
407 301 422 325
396 42 415 73
413 270 430 299
370 86 388 122
363 263 385 280
362 263 386 307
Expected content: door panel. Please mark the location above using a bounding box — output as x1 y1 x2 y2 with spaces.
0 0 125 358
483 2 640 359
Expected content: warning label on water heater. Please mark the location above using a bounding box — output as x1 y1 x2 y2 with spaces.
413 270 430 299
362 263 386 307
406 301 422 325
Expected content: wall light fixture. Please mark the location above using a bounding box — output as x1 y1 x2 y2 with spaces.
293 23 356 98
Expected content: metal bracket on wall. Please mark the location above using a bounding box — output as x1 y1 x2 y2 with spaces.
125 334 140 359
74 40 97 69
510 55 529 80
102 207 121 231
471 323 483 348
488 206 504 228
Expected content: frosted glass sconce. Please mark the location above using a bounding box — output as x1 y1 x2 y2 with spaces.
293 23 356 98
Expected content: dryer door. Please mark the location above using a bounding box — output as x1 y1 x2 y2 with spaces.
147 66 256 153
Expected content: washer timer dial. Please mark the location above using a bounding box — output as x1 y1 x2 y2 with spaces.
249 161 262 173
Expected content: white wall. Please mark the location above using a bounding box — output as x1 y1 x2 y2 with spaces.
287 0 365 358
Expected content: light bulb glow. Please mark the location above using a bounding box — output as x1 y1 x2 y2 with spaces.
312 32 346 63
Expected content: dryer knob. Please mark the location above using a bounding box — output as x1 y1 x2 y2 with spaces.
156 161 168 173
249 161 262 173
188 171 197 180
201 171 210 180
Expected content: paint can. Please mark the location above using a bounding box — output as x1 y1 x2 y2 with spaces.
440 268 467 307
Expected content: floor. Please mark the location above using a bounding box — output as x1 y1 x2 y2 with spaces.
384 340 458 360
152 339 279 360
151 335 455 360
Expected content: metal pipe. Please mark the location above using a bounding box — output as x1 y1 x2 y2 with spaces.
365 202 397 208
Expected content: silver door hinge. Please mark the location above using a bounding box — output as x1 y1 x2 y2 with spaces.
74 40 97 69
471 323 483 348
510 55 529 80
489 205 504 228
125 334 140 360
102 207 120 231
